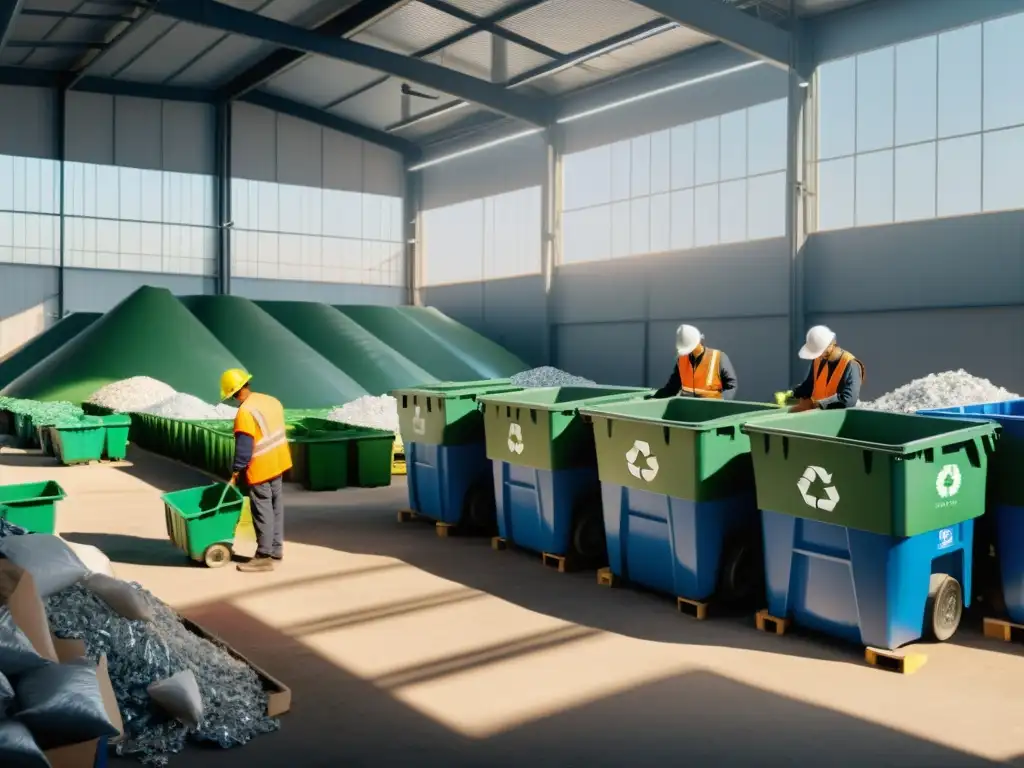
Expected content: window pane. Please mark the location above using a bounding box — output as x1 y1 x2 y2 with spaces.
719 180 746 243
895 36 937 146
564 144 611 210
695 118 719 185
938 25 982 138
650 192 670 253
937 135 981 216
983 126 1024 212
747 99 787 175
983 12 1024 131
894 143 936 222
669 189 694 250
856 47 895 152
630 135 651 197
694 185 719 247
629 197 650 255
818 57 856 159
855 150 894 227
610 200 630 258
562 205 610 264
818 157 854 231
719 110 747 181
748 172 786 240
610 141 631 202
650 130 671 194
670 124 695 189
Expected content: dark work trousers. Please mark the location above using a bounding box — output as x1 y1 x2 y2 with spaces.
248 474 284 559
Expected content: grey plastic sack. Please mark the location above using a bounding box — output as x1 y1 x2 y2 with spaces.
0 535 88 597
0 609 48 677
14 658 119 750
0 670 13 716
148 669 203 728
83 574 153 622
0 719 49 768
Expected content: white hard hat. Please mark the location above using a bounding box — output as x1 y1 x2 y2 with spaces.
799 325 836 360
675 324 703 356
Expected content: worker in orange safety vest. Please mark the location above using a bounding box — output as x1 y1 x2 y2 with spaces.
652 324 738 400
785 325 865 412
221 368 293 572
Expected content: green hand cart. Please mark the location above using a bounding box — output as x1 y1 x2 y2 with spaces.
162 482 246 568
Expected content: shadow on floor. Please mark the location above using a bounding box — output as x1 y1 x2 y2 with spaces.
61 531 195 568
0 451 60 468
164 600 1002 768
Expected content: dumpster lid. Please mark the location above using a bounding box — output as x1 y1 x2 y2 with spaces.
580 397 781 430
741 408 999 455
391 380 520 399
478 386 651 414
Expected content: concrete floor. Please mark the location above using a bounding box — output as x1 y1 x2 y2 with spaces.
2 448 1024 767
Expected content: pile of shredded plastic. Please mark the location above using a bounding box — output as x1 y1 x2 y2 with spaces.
327 394 399 433
46 583 279 766
88 377 178 412
510 366 596 388
860 370 1020 414
139 393 237 421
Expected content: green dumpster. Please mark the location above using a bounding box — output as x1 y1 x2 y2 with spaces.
0 480 66 534
51 416 107 465
162 482 246 567
291 418 394 491
98 414 132 460
395 379 522 446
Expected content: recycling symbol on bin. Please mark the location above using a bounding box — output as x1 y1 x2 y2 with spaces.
507 422 524 454
625 440 659 483
797 465 840 512
936 464 962 498
411 405 426 436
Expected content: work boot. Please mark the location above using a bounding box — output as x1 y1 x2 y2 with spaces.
270 554 283 562
237 556 274 572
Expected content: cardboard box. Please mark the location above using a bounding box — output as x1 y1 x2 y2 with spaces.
0 561 124 768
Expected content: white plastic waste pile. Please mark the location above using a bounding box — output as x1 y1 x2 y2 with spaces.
87 376 177 413
327 394 399 433
510 366 596 388
861 370 1020 414
138 393 237 421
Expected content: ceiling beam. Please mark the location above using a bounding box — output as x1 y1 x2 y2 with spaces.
416 0 562 60
65 1 154 90
156 0 552 125
629 0 791 71
0 0 25 60
243 90 420 160
219 0 409 101
0 64 215 100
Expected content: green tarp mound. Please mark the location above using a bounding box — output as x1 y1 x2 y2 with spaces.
0 312 100 390
2 287 242 404
398 306 526 377
181 295 368 408
258 301 438 395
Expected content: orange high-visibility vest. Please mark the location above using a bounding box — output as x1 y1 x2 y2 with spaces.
811 350 865 403
677 348 723 399
233 392 293 485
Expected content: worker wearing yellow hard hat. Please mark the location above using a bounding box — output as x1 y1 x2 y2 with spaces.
221 368 293 572
776 326 866 412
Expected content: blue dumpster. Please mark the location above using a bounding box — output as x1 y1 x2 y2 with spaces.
407 441 491 526
920 399 1024 622
744 409 998 649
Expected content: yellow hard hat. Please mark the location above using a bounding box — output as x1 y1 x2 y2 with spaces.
220 368 252 401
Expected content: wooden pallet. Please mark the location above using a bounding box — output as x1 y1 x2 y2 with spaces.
596 567 619 587
396 508 420 523
435 522 456 538
541 552 569 573
982 617 1024 643
754 609 790 635
491 536 508 551
865 647 928 675
676 596 709 621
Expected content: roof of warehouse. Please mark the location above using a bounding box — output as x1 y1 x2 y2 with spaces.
0 0 870 159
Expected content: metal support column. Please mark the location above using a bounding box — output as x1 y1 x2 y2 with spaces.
540 127 562 366
786 19 812 384
404 170 421 306
56 85 66 319
215 101 232 295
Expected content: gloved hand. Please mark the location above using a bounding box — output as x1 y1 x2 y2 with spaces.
228 473 238 487
774 390 793 406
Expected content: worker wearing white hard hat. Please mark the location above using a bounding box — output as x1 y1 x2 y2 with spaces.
776 325 865 412
652 324 738 400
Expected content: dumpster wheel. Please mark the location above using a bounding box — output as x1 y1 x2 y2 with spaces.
203 543 232 569
463 478 497 534
926 573 963 642
718 537 762 604
570 489 607 568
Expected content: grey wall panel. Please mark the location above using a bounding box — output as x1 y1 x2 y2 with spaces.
322 127 364 192
804 212 1024 314
0 265 59 358
556 322 646 387
0 86 56 159
362 141 404 197
276 112 323 188
421 282 485 328
66 92 114 165
161 100 215 175
421 132 547 209
809 307 1024 400
231 278 404 305
62 269 214 313
647 316 789 401
113 96 163 171
231 102 277 183
481 275 547 366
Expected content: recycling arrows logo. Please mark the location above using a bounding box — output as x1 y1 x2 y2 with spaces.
797 465 840 512
411 405 426 436
625 440 659 483
936 464 962 498
507 422 524 454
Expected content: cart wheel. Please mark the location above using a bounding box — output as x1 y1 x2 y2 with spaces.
926 573 963 642
463 478 497 533
718 537 762 604
570 489 606 568
203 543 232 568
